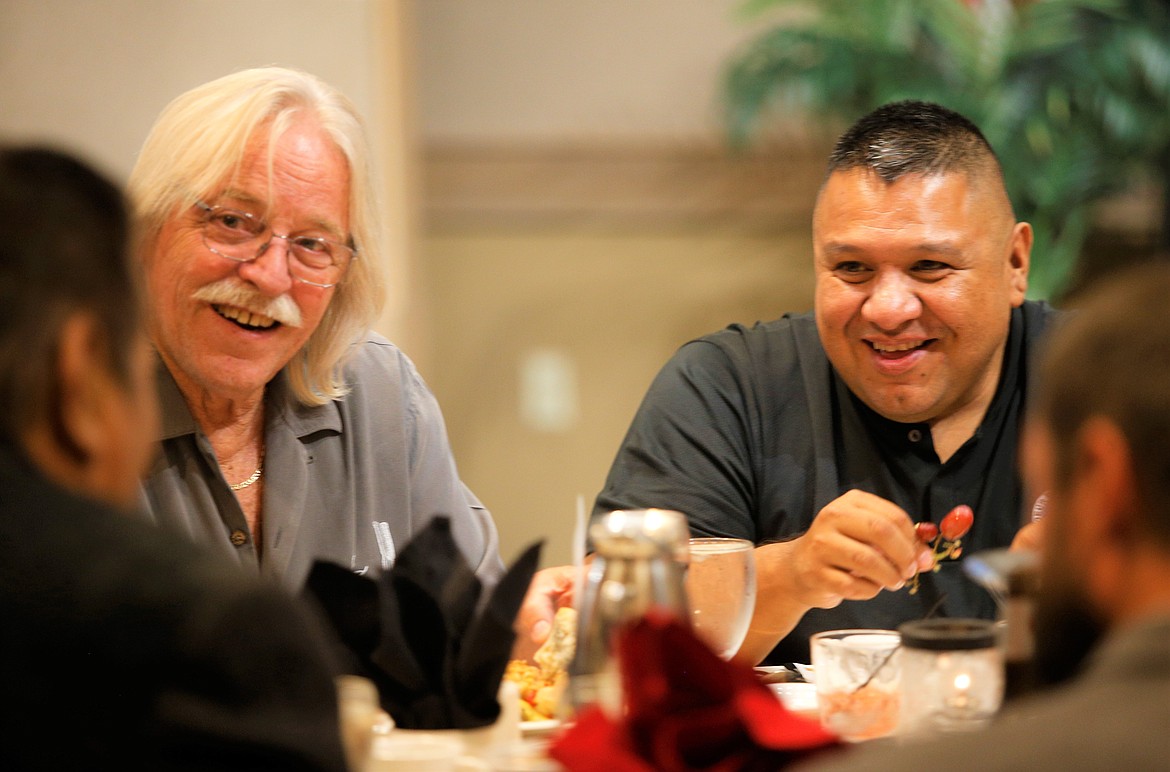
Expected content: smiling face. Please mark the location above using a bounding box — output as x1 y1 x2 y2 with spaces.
813 168 1030 427
143 117 350 405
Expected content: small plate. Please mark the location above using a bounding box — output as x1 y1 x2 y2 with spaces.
753 663 816 684
520 719 560 738
768 682 819 717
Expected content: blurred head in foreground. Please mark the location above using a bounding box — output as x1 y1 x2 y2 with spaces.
0 146 158 507
1024 263 1170 682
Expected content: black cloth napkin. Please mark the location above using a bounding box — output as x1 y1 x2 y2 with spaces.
304 516 542 729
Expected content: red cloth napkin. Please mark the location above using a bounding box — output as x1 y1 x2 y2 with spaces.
550 613 839 771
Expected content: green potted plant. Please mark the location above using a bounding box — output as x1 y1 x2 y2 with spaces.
724 0 1170 300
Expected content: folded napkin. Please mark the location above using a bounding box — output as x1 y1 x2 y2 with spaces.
550 612 839 771
304 516 542 729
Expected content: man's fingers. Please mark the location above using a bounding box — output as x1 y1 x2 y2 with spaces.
802 487 947 587
1011 520 1044 552
511 565 577 660
813 501 919 586
530 618 551 645
798 561 885 607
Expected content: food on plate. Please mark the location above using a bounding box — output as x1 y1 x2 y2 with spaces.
534 605 577 676
505 606 576 721
818 683 900 741
504 660 564 722
909 505 974 594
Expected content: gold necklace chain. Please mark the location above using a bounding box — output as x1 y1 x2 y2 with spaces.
228 444 265 491
229 463 263 491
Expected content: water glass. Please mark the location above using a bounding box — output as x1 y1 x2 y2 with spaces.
684 537 756 659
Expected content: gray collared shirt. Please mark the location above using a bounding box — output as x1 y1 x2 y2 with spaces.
140 333 504 590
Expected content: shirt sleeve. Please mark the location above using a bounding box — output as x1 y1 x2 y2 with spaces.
595 338 761 541
399 353 505 584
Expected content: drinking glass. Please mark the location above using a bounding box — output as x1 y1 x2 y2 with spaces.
684 537 756 659
810 629 901 742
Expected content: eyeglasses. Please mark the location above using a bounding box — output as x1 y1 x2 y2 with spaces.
194 201 357 288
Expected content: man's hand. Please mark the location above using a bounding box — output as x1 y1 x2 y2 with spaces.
1011 491 1047 552
1010 519 1045 552
511 565 576 661
738 489 933 664
782 489 932 607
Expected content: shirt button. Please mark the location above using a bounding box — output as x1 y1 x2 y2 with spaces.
908 429 923 443
229 529 249 546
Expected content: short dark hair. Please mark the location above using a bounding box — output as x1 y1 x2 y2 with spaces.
0 147 140 442
827 100 1001 183
1034 263 1170 546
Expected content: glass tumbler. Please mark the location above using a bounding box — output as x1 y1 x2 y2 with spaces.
684 537 756 659
810 629 901 742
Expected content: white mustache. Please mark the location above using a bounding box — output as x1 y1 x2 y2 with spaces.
192 278 303 328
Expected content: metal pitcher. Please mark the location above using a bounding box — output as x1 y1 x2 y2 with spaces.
568 508 690 713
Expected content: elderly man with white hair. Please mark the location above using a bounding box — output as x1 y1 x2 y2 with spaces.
131 67 503 589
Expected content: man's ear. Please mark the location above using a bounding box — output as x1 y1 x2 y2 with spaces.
1007 221 1032 306
55 311 116 465
1072 417 1138 608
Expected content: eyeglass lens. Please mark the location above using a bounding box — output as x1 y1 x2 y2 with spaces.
200 204 354 286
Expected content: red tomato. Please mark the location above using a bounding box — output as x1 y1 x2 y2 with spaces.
915 522 939 543
940 505 974 541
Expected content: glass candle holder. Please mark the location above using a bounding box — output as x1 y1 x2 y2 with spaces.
897 618 1004 737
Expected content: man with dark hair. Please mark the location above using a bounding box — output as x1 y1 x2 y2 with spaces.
806 264 1170 769
0 146 349 770
588 100 1054 664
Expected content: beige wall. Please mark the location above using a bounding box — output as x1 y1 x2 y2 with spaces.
415 0 765 144
426 226 816 566
420 140 825 566
412 1 823 566
0 0 379 181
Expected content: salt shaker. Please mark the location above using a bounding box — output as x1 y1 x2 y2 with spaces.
568 508 690 714
897 618 1004 737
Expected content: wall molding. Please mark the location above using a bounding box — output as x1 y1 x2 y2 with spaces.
421 138 832 233
423 139 1163 244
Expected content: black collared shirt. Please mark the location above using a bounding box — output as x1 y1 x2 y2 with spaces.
596 301 1060 663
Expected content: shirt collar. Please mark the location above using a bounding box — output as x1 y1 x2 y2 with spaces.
154 355 343 442
155 359 197 441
